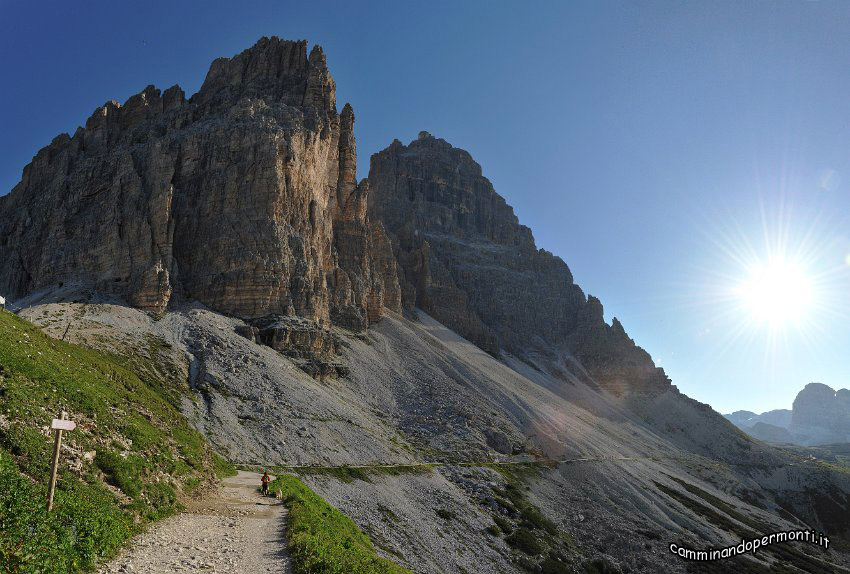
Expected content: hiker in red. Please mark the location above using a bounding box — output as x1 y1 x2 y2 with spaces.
261 472 271 496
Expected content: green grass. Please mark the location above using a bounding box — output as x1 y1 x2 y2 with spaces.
269 474 411 574
0 453 132 573
0 310 227 572
213 453 238 478
261 464 435 484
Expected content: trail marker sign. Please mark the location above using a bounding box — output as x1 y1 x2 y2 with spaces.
47 411 75 511
51 419 77 431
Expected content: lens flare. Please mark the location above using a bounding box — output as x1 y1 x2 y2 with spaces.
674 195 850 373
735 258 814 327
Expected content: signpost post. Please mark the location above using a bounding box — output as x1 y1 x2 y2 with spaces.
47 412 76 511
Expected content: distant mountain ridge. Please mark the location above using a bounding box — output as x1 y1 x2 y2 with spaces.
725 382 850 445
725 409 792 429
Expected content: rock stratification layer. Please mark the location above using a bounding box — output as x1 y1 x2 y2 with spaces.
367 132 670 393
0 37 399 330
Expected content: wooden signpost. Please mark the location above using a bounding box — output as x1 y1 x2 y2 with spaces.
47 411 76 511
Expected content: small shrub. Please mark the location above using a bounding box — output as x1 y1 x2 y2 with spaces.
493 515 513 534
502 483 526 507
506 527 544 555
493 496 517 514
377 503 398 522
581 556 623 574
520 505 558 535
541 553 572 574
435 508 456 520
95 449 145 498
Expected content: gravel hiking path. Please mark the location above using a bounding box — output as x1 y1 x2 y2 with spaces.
98 471 291 573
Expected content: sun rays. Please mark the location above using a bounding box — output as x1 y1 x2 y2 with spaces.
680 196 850 376
734 256 814 328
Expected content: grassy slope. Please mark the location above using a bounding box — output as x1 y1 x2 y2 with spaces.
0 310 234 573
270 474 411 574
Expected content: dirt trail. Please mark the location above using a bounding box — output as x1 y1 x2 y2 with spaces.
99 471 291 573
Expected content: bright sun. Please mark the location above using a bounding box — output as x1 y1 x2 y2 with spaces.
736 257 814 327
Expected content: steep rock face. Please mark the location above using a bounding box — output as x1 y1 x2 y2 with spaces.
367 132 669 393
790 383 850 444
567 296 670 394
0 37 400 330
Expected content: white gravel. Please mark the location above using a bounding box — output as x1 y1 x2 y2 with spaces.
97 471 291 574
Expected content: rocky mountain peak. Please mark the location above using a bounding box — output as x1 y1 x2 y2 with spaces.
367 135 670 394
193 37 334 116
1 38 669 395
369 134 534 249
792 382 850 438
0 37 399 334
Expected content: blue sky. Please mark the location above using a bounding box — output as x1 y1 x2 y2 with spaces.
2 1 850 413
